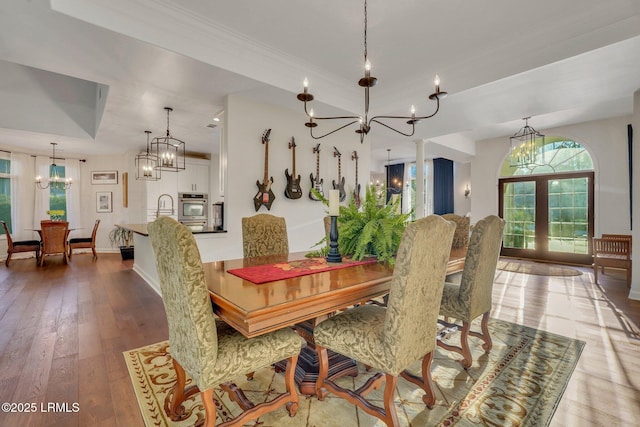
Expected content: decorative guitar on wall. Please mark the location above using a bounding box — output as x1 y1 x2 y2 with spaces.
352 150 361 208
309 143 324 201
254 129 275 211
284 137 302 199
332 147 346 201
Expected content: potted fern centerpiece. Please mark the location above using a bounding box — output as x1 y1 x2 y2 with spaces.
310 184 410 265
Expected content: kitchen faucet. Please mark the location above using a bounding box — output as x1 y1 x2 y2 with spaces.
156 193 175 218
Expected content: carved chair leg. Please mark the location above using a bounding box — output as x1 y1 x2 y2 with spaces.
200 388 217 427
92 247 98 260
459 321 472 369
5 253 11 267
284 355 300 417
169 359 187 420
168 358 200 421
400 351 437 408
68 248 73 260
382 374 400 427
468 311 492 352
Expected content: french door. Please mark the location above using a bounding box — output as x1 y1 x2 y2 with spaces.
499 171 594 265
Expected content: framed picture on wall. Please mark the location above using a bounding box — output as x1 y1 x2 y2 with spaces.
96 191 112 213
91 170 118 185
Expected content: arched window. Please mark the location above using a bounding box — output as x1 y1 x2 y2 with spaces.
500 137 594 177
498 138 595 264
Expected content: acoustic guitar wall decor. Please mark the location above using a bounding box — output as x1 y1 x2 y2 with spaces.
332 146 346 201
254 129 275 211
352 150 361 208
309 143 324 201
284 137 302 199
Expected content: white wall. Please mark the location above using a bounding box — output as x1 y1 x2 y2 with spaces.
211 94 371 261
471 115 631 236
454 161 471 216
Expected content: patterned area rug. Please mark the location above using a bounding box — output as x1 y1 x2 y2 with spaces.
497 260 583 276
124 319 584 426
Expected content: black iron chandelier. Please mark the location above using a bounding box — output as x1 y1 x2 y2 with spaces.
509 117 545 168
135 130 161 181
150 107 186 172
297 0 447 143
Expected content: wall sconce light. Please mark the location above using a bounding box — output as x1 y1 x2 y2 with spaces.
464 184 471 198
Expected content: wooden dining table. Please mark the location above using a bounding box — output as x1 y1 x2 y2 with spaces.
204 249 466 395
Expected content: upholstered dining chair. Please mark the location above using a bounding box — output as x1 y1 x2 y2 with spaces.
437 215 505 369
242 214 288 257
441 213 470 250
313 215 456 426
68 219 100 260
147 216 304 427
39 220 69 266
1 220 41 266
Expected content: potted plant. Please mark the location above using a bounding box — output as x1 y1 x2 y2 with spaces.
310 184 411 265
108 225 134 260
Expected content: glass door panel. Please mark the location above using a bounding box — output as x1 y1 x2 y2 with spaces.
502 181 536 249
548 177 589 254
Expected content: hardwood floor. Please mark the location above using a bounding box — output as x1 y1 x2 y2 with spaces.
0 254 639 426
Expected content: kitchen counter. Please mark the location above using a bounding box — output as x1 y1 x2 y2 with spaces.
117 223 226 236
117 223 228 296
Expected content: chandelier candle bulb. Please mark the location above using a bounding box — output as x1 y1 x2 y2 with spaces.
435 74 440 92
303 77 309 92
329 189 340 216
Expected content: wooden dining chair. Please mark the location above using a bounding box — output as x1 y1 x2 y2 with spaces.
147 216 304 427
1 220 41 266
39 220 69 266
241 214 288 257
437 215 505 369
313 215 456 426
68 219 100 260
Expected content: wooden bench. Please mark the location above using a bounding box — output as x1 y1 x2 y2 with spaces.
593 235 632 288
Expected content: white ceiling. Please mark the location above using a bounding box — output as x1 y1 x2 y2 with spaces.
1 0 640 164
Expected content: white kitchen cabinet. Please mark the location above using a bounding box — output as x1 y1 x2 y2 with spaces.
178 158 210 194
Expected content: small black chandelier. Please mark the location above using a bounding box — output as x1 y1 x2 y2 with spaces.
150 107 186 172
135 130 160 181
509 117 545 168
297 0 447 143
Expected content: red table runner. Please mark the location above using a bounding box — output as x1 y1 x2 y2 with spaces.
227 257 378 284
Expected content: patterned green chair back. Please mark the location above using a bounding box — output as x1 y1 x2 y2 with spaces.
457 215 505 319
442 214 470 249
147 217 218 384
383 215 455 374
242 214 289 258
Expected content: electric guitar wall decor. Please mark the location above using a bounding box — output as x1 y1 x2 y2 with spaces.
284 137 302 199
254 129 275 211
352 150 361 208
332 147 346 201
309 143 324 201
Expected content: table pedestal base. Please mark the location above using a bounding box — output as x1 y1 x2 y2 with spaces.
274 320 358 396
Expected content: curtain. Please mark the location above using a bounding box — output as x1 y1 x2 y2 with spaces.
433 157 454 214
65 159 82 229
10 153 36 240
33 156 50 229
